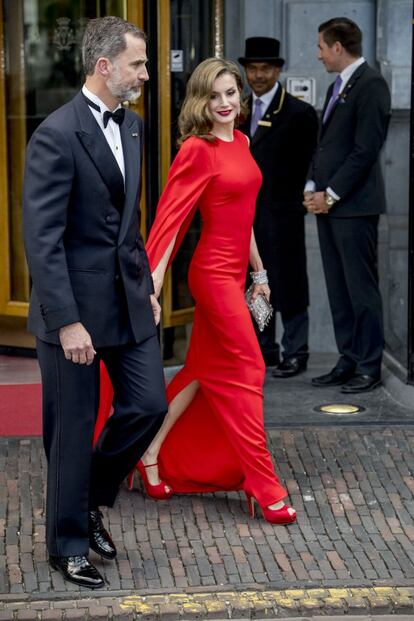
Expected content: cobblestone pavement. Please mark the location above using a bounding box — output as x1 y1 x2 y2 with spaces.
1 355 414 618
1 425 414 619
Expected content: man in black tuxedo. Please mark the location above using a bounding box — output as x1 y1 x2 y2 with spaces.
304 17 391 393
23 17 167 588
238 37 318 376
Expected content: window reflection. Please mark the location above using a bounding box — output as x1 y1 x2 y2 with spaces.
2 0 124 301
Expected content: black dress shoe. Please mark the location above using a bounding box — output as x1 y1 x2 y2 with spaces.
89 510 117 560
49 555 105 589
341 374 381 394
272 356 307 378
311 367 355 387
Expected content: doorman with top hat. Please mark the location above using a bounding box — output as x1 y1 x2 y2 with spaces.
239 37 318 377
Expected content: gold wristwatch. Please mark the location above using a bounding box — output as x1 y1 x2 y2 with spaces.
325 192 337 208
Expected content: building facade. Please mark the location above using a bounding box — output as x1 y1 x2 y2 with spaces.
0 0 412 380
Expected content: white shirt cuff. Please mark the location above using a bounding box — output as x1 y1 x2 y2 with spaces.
326 186 340 201
305 180 316 192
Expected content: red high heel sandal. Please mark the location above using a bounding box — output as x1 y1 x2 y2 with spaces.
246 494 296 524
127 461 173 500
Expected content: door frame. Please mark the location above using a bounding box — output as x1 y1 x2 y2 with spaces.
0 1 28 318
407 7 414 384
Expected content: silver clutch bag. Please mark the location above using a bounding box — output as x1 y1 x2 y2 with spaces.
245 284 273 332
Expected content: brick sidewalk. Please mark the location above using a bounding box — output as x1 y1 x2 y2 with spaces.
1 427 414 618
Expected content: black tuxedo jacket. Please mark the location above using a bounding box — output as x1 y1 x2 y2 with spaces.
23 91 156 347
309 62 391 217
239 85 318 214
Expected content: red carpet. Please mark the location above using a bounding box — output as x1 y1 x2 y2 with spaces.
0 384 42 436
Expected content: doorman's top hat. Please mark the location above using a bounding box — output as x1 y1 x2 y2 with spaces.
238 37 285 67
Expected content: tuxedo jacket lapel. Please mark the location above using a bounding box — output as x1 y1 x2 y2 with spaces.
73 92 125 212
118 114 141 245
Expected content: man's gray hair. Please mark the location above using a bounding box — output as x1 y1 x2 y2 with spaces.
82 16 146 76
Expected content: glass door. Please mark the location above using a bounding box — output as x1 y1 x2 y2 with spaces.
0 0 144 348
0 0 222 351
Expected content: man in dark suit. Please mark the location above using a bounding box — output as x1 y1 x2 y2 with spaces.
238 37 318 377
23 17 167 588
304 17 391 393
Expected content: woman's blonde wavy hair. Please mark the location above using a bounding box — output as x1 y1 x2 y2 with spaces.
177 58 246 146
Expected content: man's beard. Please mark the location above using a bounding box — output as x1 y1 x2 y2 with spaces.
107 69 141 103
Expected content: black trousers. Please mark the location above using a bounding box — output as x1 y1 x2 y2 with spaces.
255 212 309 317
317 215 384 377
36 336 167 557
257 308 309 360
254 212 309 361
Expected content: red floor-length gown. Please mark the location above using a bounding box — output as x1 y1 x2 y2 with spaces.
95 130 287 507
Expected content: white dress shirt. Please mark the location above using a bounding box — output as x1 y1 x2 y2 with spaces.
338 56 366 95
82 85 125 182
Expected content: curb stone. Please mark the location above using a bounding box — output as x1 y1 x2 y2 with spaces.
0 586 414 619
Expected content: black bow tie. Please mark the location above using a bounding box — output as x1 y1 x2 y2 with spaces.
82 93 125 128
103 108 125 128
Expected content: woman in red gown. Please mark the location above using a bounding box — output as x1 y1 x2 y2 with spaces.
96 58 295 524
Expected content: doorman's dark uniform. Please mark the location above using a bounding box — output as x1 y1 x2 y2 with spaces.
239 85 318 364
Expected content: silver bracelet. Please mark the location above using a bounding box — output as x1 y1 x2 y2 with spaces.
250 269 268 285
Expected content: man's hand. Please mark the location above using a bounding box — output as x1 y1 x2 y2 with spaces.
59 322 96 365
150 294 161 325
303 190 330 214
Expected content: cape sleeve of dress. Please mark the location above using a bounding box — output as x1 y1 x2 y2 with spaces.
146 136 214 272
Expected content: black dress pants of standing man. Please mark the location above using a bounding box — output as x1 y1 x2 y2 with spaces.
316 215 384 378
